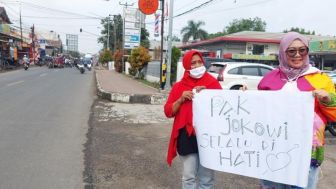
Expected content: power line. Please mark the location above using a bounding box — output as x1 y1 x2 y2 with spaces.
2 1 101 19
174 0 216 18
144 0 217 25
195 0 275 15
175 0 210 13
21 15 100 20
23 1 100 19
145 0 273 25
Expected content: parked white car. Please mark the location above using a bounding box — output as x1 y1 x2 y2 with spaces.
326 72 336 87
208 62 274 90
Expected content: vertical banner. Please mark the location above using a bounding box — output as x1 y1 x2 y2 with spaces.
193 90 314 187
154 13 160 37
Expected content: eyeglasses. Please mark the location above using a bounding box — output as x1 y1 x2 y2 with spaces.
191 60 203 65
285 47 309 57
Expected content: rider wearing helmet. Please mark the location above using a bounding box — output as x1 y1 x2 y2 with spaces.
23 55 29 64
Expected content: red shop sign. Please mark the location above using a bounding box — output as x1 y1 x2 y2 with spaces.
138 0 159 15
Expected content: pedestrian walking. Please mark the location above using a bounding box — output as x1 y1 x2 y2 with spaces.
258 32 336 189
164 50 222 189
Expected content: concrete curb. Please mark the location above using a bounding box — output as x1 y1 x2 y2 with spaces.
95 71 167 105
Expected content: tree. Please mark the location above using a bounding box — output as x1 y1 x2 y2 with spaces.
181 20 208 42
141 28 150 49
283 27 316 35
226 17 266 34
99 49 113 66
113 49 123 72
127 46 151 77
97 15 123 52
170 46 181 84
171 35 181 42
207 31 227 39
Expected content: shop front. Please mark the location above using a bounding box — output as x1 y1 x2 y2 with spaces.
309 39 336 71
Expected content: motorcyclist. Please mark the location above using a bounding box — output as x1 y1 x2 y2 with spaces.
23 55 29 65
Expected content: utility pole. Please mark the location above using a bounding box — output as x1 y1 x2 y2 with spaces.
119 1 134 9
159 0 165 90
31 24 35 64
19 1 23 43
119 1 134 73
165 0 174 90
107 16 110 50
113 15 117 53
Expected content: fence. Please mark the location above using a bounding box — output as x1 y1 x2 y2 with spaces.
143 61 160 83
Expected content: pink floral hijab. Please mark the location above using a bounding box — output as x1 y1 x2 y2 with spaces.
278 32 310 80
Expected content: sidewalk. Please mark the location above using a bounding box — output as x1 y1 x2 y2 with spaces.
95 68 167 104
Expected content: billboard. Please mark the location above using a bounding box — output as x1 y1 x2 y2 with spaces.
123 8 141 49
309 40 336 53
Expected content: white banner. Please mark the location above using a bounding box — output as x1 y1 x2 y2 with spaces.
193 90 314 187
124 8 140 22
125 22 140 29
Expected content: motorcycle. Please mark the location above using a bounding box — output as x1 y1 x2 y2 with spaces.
85 63 92 71
23 62 29 70
77 63 85 74
22 56 30 70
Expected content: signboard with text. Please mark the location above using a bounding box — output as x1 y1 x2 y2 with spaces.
123 8 141 49
193 90 314 187
309 40 336 53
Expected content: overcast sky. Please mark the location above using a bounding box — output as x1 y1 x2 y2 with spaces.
2 0 335 54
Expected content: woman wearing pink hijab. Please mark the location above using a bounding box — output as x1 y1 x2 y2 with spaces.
258 32 336 189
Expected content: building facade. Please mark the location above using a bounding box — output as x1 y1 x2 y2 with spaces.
179 31 336 68
66 34 78 52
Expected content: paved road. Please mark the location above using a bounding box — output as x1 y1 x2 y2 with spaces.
0 67 94 189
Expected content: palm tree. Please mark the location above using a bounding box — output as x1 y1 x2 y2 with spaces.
181 20 208 43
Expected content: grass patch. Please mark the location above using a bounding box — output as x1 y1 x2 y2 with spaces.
122 73 160 89
137 79 160 89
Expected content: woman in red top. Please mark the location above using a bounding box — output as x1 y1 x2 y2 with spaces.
164 50 222 189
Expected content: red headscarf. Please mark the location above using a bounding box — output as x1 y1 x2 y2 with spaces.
164 50 222 165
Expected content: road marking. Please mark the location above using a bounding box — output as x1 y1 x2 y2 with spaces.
7 80 24 87
40 73 47 77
